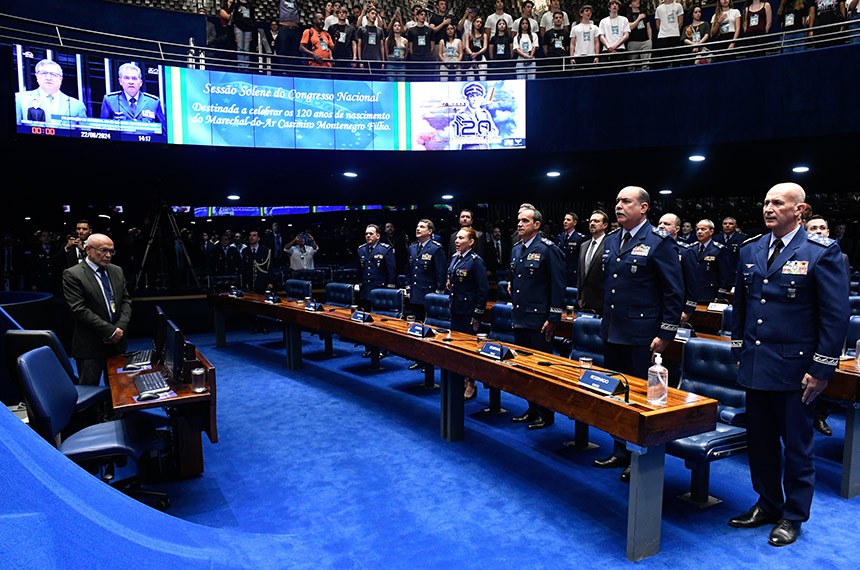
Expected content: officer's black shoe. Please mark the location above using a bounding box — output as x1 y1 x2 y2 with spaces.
511 411 538 423
620 466 631 483
728 504 781 528
768 519 801 547
813 417 833 436
592 455 630 469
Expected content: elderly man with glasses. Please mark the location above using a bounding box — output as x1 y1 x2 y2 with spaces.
15 58 87 124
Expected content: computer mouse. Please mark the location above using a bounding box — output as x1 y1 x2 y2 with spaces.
137 392 159 401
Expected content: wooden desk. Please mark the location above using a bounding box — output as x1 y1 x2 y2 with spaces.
663 332 860 499
108 351 218 479
209 292 717 561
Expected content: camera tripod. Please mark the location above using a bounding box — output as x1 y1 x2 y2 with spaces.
135 206 200 292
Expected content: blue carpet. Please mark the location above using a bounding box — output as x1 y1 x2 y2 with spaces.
134 329 859 569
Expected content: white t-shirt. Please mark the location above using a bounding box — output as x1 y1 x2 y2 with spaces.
571 22 601 56
540 10 570 30
711 8 742 37
486 12 514 37
655 2 684 38
323 14 339 30
288 246 316 270
512 17 540 36
513 32 539 57
599 15 631 49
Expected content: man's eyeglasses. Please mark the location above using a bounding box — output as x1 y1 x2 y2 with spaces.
36 71 62 79
95 247 116 255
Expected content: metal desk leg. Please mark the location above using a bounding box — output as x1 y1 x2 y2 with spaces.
563 420 599 450
214 307 226 347
422 365 438 389
626 443 665 562
842 403 860 499
284 322 303 370
440 370 464 442
481 387 508 415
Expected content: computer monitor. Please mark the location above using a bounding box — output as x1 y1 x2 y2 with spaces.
153 305 167 361
162 318 184 382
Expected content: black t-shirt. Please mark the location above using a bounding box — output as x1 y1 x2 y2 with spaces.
407 25 435 60
429 11 452 43
358 25 384 61
543 28 569 57
489 34 513 60
626 10 650 43
329 23 357 59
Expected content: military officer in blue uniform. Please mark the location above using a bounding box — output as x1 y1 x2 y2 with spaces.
100 62 166 134
447 227 489 399
657 213 700 322
556 211 585 287
406 219 447 322
713 216 747 278
509 207 566 429
691 219 732 302
357 224 396 309
593 187 684 482
728 183 848 547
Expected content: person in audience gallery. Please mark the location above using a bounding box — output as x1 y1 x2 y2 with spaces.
513 17 539 80
16 59 87 124
100 62 166 133
626 0 653 70
683 5 711 63
300 12 335 67
463 15 489 81
438 22 464 81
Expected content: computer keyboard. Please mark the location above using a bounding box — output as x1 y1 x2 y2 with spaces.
127 348 153 366
134 371 170 395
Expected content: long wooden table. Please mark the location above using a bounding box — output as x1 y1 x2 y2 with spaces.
209 292 718 561
108 350 218 479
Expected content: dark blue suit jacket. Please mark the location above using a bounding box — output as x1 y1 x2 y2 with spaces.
690 240 732 301
447 250 489 319
406 239 446 305
100 91 165 134
509 236 566 330
358 241 396 300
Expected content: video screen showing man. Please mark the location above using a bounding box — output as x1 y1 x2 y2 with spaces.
15 59 87 125
451 81 499 150
100 62 166 134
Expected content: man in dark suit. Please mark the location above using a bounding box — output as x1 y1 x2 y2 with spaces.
577 210 608 314
209 232 242 277
729 183 848 547
713 216 747 278
691 219 732 302
27 230 61 293
100 62 166 135
483 226 509 282
556 211 585 287
448 209 483 259
593 186 684 482
241 229 272 292
55 219 93 269
62 233 132 386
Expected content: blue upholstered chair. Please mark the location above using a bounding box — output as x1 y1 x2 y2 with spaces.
17 346 170 509
666 338 747 507
423 293 452 329
850 295 860 316
0 307 24 405
488 303 515 344
332 268 359 283
568 317 604 367
293 269 325 286
368 288 404 319
846 315 860 355
564 287 578 308
285 279 312 301
324 282 355 308
496 281 511 303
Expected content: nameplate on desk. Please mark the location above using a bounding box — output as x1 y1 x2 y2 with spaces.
675 328 693 343
407 323 435 337
578 370 622 396
576 312 597 319
350 311 373 323
304 301 324 311
706 302 728 312
264 294 281 304
478 342 515 360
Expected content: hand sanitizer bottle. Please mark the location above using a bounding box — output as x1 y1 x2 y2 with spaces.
647 353 668 406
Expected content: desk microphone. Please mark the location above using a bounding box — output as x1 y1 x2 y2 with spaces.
603 371 630 403
536 360 581 370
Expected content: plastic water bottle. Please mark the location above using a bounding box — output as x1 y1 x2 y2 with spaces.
647 353 668 406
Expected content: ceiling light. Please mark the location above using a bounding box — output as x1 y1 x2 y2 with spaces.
441 194 453 200
688 154 705 162
343 171 358 178
659 189 672 195
98 214 111 219
24 216 31 221
546 171 561 177
227 194 240 201
792 166 810 173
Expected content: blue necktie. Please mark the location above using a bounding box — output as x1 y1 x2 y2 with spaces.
96 266 115 321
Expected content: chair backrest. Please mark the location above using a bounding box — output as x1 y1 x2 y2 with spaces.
293 269 325 284
569 316 604 366
847 315 860 352
488 303 515 344
423 293 452 329
850 295 860 316
285 279 312 300
368 288 403 318
680 337 745 411
325 282 355 308
564 287 578 308
496 280 511 302
332 268 359 283
5 329 78 388
17 346 77 444
719 305 733 336
0 307 25 405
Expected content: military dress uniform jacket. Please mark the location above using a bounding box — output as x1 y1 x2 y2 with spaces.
600 225 684 345
406 239 446 305
714 230 748 275
556 230 585 287
448 250 489 319
241 244 271 291
100 91 166 133
677 241 700 314
509 236 566 330
358 242 396 300
731 228 849 390
691 240 732 302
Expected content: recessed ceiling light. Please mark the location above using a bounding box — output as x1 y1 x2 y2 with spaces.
441 194 453 200
343 171 358 178
23 216 31 221
546 171 561 177
792 166 810 173
659 189 672 195
206 218 213 223
227 194 240 201
688 154 705 162
99 214 111 219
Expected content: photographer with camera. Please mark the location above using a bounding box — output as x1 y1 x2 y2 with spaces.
285 231 318 270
